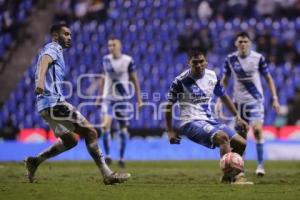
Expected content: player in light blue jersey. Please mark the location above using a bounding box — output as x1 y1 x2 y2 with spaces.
96 38 143 168
24 24 130 185
217 32 280 176
165 51 253 184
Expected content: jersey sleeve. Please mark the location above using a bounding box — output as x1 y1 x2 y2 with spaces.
213 79 226 97
167 78 184 103
222 58 231 77
128 59 136 73
258 55 270 76
42 46 58 61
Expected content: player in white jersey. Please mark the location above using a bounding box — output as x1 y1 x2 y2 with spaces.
216 32 280 176
24 24 130 185
165 51 253 184
96 38 143 168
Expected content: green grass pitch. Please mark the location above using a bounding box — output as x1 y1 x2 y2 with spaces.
0 161 299 200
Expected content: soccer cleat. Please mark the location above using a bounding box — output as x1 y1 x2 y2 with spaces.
118 160 126 168
255 165 265 177
103 171 131 185
232 172 254 185
220 173 233 184
105 157 112 166
24 157 39 183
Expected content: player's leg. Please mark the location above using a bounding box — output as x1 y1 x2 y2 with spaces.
253 120 265 176
215 123 252 184
234 103 248 140
101 114 113 165
65 101 130 184
24 109 79 183
230 134 246 156
74 118 130 184
25 133 78 183
245 101 265 176
51 102 130 184
212 131 231 156
179 120 231 155
118 125 129 168
115 101 130 168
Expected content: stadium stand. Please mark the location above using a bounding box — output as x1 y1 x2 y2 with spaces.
0 0 300 139
0 0 35 62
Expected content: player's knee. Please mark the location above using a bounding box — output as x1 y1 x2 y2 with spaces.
214 132 230 145
253 126 262 138
88 128 98 140
62 137 78 149
238 137 246 149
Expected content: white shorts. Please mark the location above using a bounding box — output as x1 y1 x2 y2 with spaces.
40 101 87 138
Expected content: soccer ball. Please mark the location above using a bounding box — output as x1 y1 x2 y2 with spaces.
220 152 244 174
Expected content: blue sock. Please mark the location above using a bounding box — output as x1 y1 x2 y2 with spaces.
103 131 111 157
119 131 128 160
256 143 264 165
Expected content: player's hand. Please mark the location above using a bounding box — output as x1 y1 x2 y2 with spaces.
168 131 181 144
34 86 44 95
235 116 249 134
272 98 281 113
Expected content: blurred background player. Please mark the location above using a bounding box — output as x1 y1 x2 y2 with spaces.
96 38 143 168
165 50 252 184
216 32 281 176
25 23 130 185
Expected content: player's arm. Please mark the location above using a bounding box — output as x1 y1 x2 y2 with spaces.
165 78 183 144
259 56 280 113
220 75 230 88
165 102 181 144
95 75 105 105
214 80 249 132
216 59 231 115
129 72 143 108
35 55 53 95
264 74 280 113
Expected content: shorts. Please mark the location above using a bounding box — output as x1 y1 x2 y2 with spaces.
101 100 130 127
39 101 87 138
235 101 264 124
179 120 237 149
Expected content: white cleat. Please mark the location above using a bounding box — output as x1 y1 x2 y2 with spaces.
256 165 265 177
231 172 254 185
103 171 131 185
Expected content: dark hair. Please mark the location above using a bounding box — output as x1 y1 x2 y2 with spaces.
107 36 120 41
50 23 69 35
187 50 205 60
235 32 250 40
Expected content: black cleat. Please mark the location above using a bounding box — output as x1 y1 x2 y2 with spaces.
118 160 126 168
24 157 39 183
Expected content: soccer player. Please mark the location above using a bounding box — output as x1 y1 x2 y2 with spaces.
24 24 130 185
165 50 253 184
96 38 143 168
217 32 280 176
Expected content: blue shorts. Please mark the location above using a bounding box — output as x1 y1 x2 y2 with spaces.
179 120 237 149
235 102 264 124
101 100 130 127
